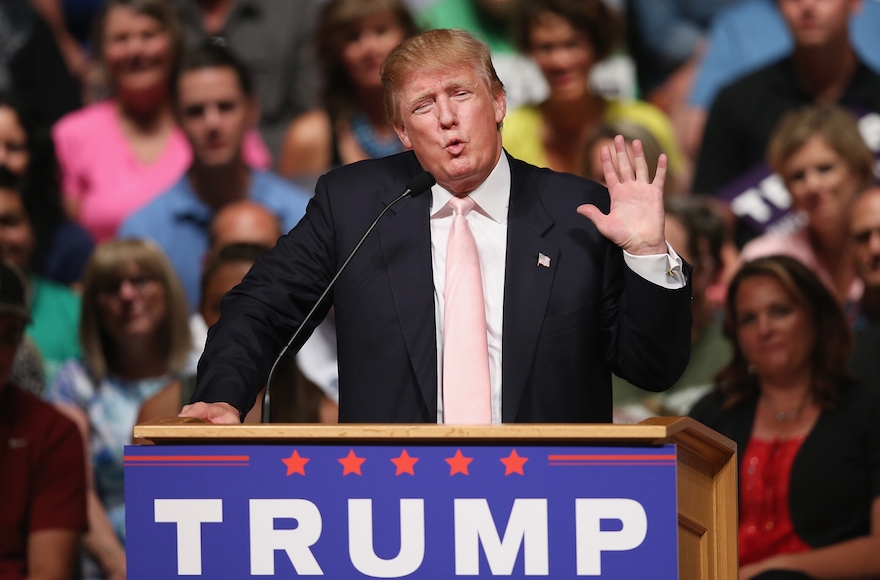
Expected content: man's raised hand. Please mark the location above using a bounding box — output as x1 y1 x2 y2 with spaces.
577 135 667 255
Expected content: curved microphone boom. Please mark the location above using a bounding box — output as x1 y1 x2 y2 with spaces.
262 171 436 423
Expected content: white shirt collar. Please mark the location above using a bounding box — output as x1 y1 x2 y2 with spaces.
429 152 510 225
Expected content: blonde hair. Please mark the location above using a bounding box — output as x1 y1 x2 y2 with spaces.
767 105 875 191
80 239 191 380
381 28 505 125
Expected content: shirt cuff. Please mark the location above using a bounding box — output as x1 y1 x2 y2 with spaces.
623 241 687 289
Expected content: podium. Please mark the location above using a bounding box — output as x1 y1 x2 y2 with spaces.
129 417 736 579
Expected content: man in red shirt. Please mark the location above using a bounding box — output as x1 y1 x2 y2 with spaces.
0 260 87 580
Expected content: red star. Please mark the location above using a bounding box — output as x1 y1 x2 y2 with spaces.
281 450 309 476
500 449 528 476
339 450 366 476
445 449 473 475
390 449 419 476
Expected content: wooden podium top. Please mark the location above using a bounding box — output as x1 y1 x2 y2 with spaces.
134 416 735 466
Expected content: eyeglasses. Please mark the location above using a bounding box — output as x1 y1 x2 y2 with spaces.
98 276 158 295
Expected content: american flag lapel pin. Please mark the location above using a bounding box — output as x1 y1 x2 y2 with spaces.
537 253 551 268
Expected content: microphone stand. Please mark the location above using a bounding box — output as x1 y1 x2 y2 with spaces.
261 172 435 423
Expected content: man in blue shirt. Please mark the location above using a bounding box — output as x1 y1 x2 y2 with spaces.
120 41 311 310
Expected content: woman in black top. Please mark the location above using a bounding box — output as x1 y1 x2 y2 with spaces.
690 255 880 580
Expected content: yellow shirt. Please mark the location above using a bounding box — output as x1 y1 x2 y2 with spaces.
501 100 684 177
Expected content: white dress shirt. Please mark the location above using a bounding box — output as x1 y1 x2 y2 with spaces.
430 154 685 423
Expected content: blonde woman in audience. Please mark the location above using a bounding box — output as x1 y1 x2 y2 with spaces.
45 239 191 580
52 0 268 244
503 0 685 181
690 256 880 580
740 105 875 308
278 0 418 177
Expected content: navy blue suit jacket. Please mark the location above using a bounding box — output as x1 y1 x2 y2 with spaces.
194 151 693 422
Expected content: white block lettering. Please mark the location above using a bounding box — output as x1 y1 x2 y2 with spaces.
348 499 425 577
154 499 223 575
730 188 772 223
575 498 647 576
249 499 323 575
454 498 549 576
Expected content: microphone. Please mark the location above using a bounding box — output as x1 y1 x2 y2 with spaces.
262 171 436 423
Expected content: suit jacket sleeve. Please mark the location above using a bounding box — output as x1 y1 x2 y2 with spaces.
192 173 338 415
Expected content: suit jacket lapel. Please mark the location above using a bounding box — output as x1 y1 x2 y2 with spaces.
502 157 558 422
377 172 438 418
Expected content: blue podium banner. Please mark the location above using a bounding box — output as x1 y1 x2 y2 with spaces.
125 443 678 578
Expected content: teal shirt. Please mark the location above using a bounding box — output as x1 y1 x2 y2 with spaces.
417 0 516 54
26 275 82 382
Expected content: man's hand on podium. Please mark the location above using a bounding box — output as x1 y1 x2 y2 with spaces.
178 401 240 424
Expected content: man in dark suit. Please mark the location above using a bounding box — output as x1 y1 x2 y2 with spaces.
181 29 692 424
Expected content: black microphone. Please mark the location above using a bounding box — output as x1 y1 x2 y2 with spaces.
262 171 436 423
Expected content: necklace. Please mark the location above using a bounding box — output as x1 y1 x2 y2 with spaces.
350 113 405 159
761 393 810 422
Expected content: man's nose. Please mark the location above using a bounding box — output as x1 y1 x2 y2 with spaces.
437 97 456 128
203 105 221 127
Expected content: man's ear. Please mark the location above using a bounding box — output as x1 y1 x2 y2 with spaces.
394 121 413 150
493 90 507 127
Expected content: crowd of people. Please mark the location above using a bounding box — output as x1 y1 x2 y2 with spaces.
2 0 880 578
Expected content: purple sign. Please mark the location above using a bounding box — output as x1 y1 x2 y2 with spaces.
125 444 678 578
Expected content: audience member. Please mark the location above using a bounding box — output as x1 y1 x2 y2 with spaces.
0 259 87 580
615 196 730 421
0 168 81 381
740 106 874 307
207 207 338 423
52 0 269 244
186 201 283 359
170 0 321 159
627 0 733 96
690 255 880 580
138 243 268 425
45 238 191 580
625 0 735 160
848 186 880 389
685 0 880 158
503 0 684 179
119 41 311 310
0 0 81 124
208 199 281 252
279 0 418 178
582 122 664 190
0 92 93 285
693 0 880 195
53 0 185 244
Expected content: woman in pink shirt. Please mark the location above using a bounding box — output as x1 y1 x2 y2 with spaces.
53 0 269 243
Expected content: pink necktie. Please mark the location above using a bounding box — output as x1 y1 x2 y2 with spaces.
443 196 492 424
